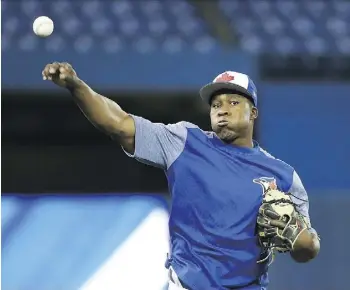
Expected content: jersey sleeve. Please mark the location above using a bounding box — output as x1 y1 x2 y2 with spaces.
122 115 188 170
288 171 317 235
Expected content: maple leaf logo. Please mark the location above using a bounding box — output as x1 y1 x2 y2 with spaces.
215 72 234 83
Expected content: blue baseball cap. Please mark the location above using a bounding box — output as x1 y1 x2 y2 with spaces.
199 71 258 107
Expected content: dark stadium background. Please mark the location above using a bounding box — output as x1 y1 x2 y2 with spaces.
2 1 350 289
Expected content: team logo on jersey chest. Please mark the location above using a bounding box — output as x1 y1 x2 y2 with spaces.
253 176 277 195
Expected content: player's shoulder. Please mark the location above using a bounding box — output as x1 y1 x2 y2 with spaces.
258 147 298 192
166 121 207 133
157 121 204 141
258 146 294 171
172 121 198 129
182 122 216 137
132 115 206 138
166 121 215 143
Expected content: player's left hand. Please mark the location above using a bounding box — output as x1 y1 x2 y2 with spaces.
257 193 308 252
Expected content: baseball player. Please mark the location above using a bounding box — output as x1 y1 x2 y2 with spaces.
42 63 320 290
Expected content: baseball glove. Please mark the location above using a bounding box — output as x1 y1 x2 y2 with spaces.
256 189 308 258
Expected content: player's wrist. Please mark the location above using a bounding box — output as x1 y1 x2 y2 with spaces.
67 77 84 92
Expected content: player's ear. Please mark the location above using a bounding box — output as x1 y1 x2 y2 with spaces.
250 106 258 120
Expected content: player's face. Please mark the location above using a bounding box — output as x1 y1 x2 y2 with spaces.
210 93 257 143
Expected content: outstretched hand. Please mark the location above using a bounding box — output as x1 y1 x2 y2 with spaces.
42 62 80 90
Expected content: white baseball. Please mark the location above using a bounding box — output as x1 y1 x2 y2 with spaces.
33 16 54 37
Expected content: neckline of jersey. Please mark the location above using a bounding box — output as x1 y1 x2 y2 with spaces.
212 134 260 155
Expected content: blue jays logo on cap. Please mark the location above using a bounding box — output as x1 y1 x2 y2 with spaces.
199 71 258 107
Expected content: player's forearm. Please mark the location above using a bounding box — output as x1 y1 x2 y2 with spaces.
69 79 129 135
291 230 320 263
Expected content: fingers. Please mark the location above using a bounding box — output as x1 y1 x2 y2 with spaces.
49 62 60 74
62 62 73 70
59 66 68 79
259 227 277 238
257 212 287 230
42 62 58 80
42 62 74 81
260 208 281 220
42 64 50 80
268 219 286 229
257 217 286 229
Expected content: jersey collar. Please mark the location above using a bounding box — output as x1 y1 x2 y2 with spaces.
211 134 260 155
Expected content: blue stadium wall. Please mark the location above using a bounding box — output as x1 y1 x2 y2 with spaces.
3 49 349 189
2 194 349 290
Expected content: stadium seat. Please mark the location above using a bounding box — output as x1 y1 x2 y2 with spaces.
218 0 350 55
1 0 218 54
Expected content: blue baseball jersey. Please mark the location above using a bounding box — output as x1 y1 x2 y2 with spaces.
124 116 315 290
